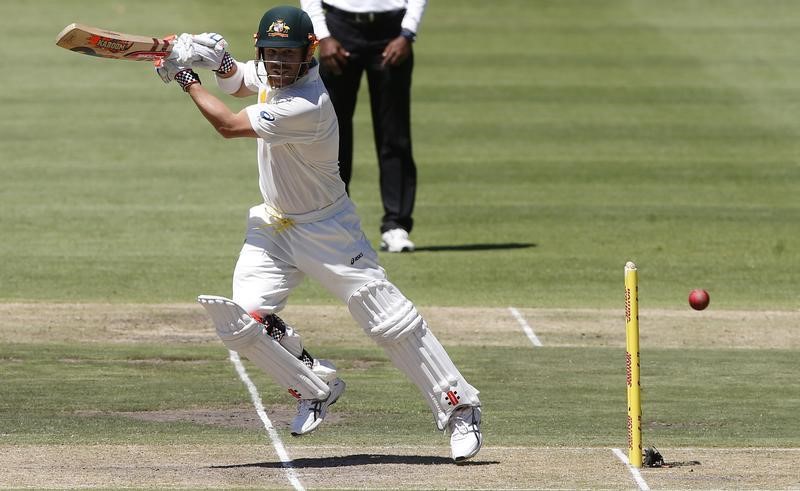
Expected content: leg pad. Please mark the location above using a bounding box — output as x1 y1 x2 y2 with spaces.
198 295 330 400
348 281 480 429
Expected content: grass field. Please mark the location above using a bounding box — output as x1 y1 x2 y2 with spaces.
1 0 799 489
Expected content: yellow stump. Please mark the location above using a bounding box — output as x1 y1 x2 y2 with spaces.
625 261 643 467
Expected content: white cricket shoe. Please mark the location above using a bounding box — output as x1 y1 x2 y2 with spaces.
380 228 415 252
290 378 346 436
449 406 482 463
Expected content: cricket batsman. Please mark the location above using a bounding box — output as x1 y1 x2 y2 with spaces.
156 5 482 462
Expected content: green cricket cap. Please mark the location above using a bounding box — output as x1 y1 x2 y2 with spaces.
255 6 314 48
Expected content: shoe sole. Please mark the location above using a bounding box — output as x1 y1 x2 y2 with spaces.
290 380 346 437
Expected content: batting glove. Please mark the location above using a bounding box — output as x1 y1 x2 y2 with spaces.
191 32 234 73
170 33 195 66
155 58 201 91
156 35 192 83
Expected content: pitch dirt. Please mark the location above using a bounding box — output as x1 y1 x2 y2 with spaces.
1 303 798 350
2 304 799 489
1 444 799 489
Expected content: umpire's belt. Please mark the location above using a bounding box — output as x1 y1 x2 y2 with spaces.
322 3 405 23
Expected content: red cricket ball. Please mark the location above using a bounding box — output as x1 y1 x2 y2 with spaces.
688 289 710 310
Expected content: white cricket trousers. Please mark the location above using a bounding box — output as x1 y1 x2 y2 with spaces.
232 198 387 316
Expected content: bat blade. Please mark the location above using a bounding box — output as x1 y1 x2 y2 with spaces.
55 23 175 61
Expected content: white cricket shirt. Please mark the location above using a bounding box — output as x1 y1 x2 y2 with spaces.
241 61 346 219
300 0 428 39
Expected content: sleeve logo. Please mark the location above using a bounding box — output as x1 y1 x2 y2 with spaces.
260 111 275 121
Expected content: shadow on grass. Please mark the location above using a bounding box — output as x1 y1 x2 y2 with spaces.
412 242 536 252
211 453 499 468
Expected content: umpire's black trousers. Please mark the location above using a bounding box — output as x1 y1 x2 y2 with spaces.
320 5 416 234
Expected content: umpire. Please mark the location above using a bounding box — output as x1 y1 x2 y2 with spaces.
301 0 427 253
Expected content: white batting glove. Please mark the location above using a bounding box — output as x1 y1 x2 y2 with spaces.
156 56 184 83
193 32 228 51
190 32 232 72
155 58 201 91
170 33 195 66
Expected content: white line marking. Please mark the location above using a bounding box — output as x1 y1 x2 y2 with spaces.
612 448 650 491
229 350 305 491
509 307 543 346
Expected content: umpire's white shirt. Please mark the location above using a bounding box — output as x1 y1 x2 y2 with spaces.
242 61 347 219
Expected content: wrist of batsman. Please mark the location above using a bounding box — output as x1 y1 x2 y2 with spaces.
175 69 201 91
214 52 235 75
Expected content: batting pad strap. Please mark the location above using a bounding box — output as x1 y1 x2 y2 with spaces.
348 282 481 430
198 295 330 400
215 60 245 94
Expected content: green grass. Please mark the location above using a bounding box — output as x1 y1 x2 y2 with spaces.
1 1 799 481
2 342 797 448
1 0 798 308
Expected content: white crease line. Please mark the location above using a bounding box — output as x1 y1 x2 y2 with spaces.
509 307 543 346
612 448 650 491
229 350 305 491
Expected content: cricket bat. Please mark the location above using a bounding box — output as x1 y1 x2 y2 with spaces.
55 23 175 61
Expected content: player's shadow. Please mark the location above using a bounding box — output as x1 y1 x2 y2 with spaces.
412 242 535 252
211 453 498 468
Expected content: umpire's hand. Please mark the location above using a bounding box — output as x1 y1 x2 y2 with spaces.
381 35 411 67
319 37 350 75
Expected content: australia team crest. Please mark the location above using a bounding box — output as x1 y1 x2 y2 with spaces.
267 19 291 38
